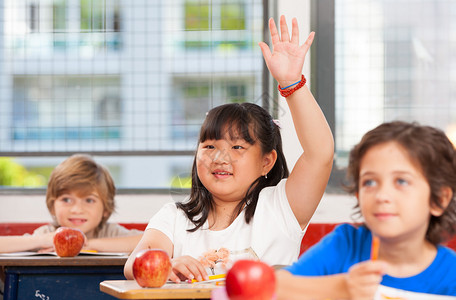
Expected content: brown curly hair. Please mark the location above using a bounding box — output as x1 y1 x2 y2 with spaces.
345 121 456 245
46 154 116 232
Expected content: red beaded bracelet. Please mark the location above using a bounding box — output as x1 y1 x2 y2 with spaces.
278 75 306 98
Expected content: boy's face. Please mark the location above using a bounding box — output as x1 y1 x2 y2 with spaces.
357 141 441 243
52 189 107 237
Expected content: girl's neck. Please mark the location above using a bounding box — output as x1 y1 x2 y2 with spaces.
379 238 437 278
208 199 244 231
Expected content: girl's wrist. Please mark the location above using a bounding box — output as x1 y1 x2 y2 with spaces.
278 75 306 98
277 77 302 89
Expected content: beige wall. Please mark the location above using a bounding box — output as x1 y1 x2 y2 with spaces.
0 192 356 224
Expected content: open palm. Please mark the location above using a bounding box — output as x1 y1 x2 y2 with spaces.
259 16 314 86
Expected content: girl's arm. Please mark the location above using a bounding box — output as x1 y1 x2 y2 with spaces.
123 229 208 282
0 233 54 253
259 16 334 229
124 229 173 279
85 234 142 253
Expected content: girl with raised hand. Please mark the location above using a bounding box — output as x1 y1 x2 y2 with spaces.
124 15 334 283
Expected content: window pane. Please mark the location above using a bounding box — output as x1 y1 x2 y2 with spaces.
335 0 456 168
185 0 210 30
221 2 246 30
12 76 121 142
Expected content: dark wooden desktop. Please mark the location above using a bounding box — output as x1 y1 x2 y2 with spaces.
0 255 128 300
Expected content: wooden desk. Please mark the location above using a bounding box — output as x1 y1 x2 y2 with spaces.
1 255 128 300
100 280 220 300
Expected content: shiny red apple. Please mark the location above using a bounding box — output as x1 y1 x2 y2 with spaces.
53 227 85 257
133 249 172 288
226 260 276 300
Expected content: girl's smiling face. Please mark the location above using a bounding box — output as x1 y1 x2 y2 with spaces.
52 190 106 237
357 141 443 244
196 131 274 204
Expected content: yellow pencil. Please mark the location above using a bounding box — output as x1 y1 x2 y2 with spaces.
80 249 98 253
190 273 226 283
371 236 380 260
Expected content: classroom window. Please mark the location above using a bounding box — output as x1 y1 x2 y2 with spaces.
172 79 252 141
53 0 66 31
12 76 121 142
313 0 456 192
0 0 270 189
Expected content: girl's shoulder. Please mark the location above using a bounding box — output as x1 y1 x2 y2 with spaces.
256 178 288 209
147 201 194 231
159 201 183 217
260 178 287 195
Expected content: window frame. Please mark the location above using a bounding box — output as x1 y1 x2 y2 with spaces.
310 0 346 193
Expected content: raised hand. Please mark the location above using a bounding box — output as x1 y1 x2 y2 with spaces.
258 15 314 88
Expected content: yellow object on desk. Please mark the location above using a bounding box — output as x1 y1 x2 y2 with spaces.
80 249 98 253
190 273 226 283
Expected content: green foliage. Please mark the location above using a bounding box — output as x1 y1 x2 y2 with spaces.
170 175 192 189
185 1 210 30
0 158 47 187
220 3 245 30
185 0 246 31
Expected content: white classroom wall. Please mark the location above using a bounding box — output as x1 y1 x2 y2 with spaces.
0 0 358 225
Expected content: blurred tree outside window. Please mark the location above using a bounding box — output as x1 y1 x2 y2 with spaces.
0 158 48 187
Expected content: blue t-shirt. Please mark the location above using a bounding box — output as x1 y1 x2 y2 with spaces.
285 224 456 296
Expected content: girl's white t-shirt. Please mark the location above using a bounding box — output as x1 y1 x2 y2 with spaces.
147 179 306 274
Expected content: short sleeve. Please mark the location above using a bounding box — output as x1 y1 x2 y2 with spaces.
257 179 304 243
146 202 179 244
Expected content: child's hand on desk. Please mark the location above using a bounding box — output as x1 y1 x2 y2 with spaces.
37 247 54 253
346 260 387 300
36 232 56 253
170 255 209 283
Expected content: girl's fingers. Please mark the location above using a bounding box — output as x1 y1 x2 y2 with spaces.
173 264 194 281
269 18 280 45
279 15 290 42
169 270 181 283
299 32 315 55
258 41 272 62
185 262 207 282
194 259 209 281
290 18 299 44
171 256 209 282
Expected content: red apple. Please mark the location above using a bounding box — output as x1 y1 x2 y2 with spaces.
226 260 276 300
53 227 85 257
133 249 172 288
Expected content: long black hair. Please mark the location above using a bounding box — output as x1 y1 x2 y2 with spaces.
176 102 289 231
